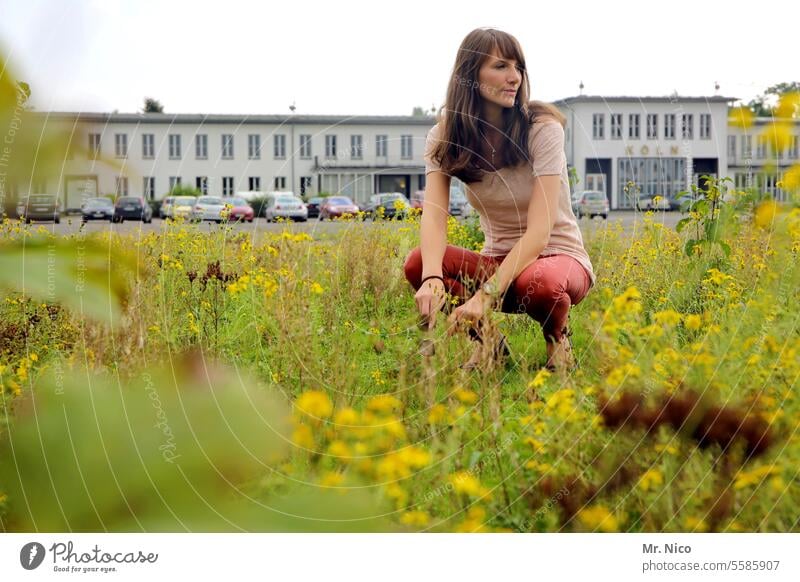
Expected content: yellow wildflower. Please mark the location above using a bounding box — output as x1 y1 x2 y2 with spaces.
638 468 664 492
577 505 619 532
295 390 333 420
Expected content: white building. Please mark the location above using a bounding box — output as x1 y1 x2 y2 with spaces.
21 97 800 212
36 112 433 211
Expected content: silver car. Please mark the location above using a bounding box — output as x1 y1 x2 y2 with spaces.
264 193 308 222
191 196 228 223
574 191 609 219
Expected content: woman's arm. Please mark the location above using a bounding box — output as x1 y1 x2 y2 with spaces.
420 170 451 277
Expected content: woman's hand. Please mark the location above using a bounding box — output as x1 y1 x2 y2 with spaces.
447 291 489 337
415 278 447 330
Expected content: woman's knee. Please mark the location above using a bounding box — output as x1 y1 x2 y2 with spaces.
403 246 423 288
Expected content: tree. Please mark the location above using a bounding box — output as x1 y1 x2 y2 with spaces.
143 97 164 113
741 82 800 117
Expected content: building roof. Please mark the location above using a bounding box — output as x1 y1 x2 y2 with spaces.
554 95 739 105
34 111 437 126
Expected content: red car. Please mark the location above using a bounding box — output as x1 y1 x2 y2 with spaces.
225 196 255 222
319 196 360 220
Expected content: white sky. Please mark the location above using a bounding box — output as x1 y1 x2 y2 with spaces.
0 0 795 116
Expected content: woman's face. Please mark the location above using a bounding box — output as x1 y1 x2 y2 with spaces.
476 48 522 109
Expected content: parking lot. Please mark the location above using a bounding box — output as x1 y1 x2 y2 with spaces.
27 210 686 238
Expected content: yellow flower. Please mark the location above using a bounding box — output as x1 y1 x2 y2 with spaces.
684 516 708 532
400 510 430 527
638 468 664 492
781 164 800 192
320 471 344 488
449 472 491 499
310 281 324 294
328 440 352 460
453 386 478 405
29 353 39 362
523 437 546 453
728 105 754 129
654 310 682 327
334 407 359 426
754 200 779 229
295 390 333 420
528 368 551 389
397 445 431 469
366 394 403 414
683 314 703 330
427 403 449 425
291 423 314 449
577 505 619 532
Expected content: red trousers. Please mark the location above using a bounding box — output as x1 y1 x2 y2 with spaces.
403 245 592 343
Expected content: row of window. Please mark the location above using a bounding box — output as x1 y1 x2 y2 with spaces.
116 175 304 199
92 133 416 161
592 113 712 140
727 134 800 159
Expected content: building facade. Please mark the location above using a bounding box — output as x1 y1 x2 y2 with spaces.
23 97 800 212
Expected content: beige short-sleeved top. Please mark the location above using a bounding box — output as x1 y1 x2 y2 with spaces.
423 120 596 288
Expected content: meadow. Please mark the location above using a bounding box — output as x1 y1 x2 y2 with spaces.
1 179 799 533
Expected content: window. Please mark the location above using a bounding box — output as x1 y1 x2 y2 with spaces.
196 134 208 159
274 176 286 190
222 176 234 197
248 176 261 191
376 134 388 157
169 134 182 159
789 135 799 159
351 135 363 159
401 135 412 159
728 135 736 159
142 134 155 159
756 138 767 159
169 176 182 192
610 114 622 139
115 133 128 157
325 135 337 158
592 114 604 139
273 134 286 159
115 176 129 197
681 114 693 139
89 133 101 159
143 177 155 200
617 157 686 209
665 114 676 139
222 134 234 159
300 176 313 196
196 176 208 195
741 135 752 158
249 134 261 159
700 114 711 139
646 114 658 139
299 134 312 158
628 114 640 139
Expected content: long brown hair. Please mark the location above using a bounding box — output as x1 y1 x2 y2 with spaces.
429 28 566 184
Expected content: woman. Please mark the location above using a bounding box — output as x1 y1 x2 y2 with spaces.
403 27 596 372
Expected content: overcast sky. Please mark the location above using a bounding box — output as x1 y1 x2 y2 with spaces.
1 0 795 116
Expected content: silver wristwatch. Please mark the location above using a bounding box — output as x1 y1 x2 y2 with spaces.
481 278 501 299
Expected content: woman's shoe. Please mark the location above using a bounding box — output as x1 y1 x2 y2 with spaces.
460 332 511 371
544 326 578 372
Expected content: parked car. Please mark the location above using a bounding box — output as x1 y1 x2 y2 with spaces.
305 197 324 218
410 190 425 212
319 196 359 220
635 193 671 211
113 196 152 223
263 192 308 222
363 192 410 220
17 194 61 223
574 191 609 219
159 196 175 219
170 196 197 220
449 191 468 216
190 196 228 223
224 196 255 222
570 192 583 215
81 197 114 222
